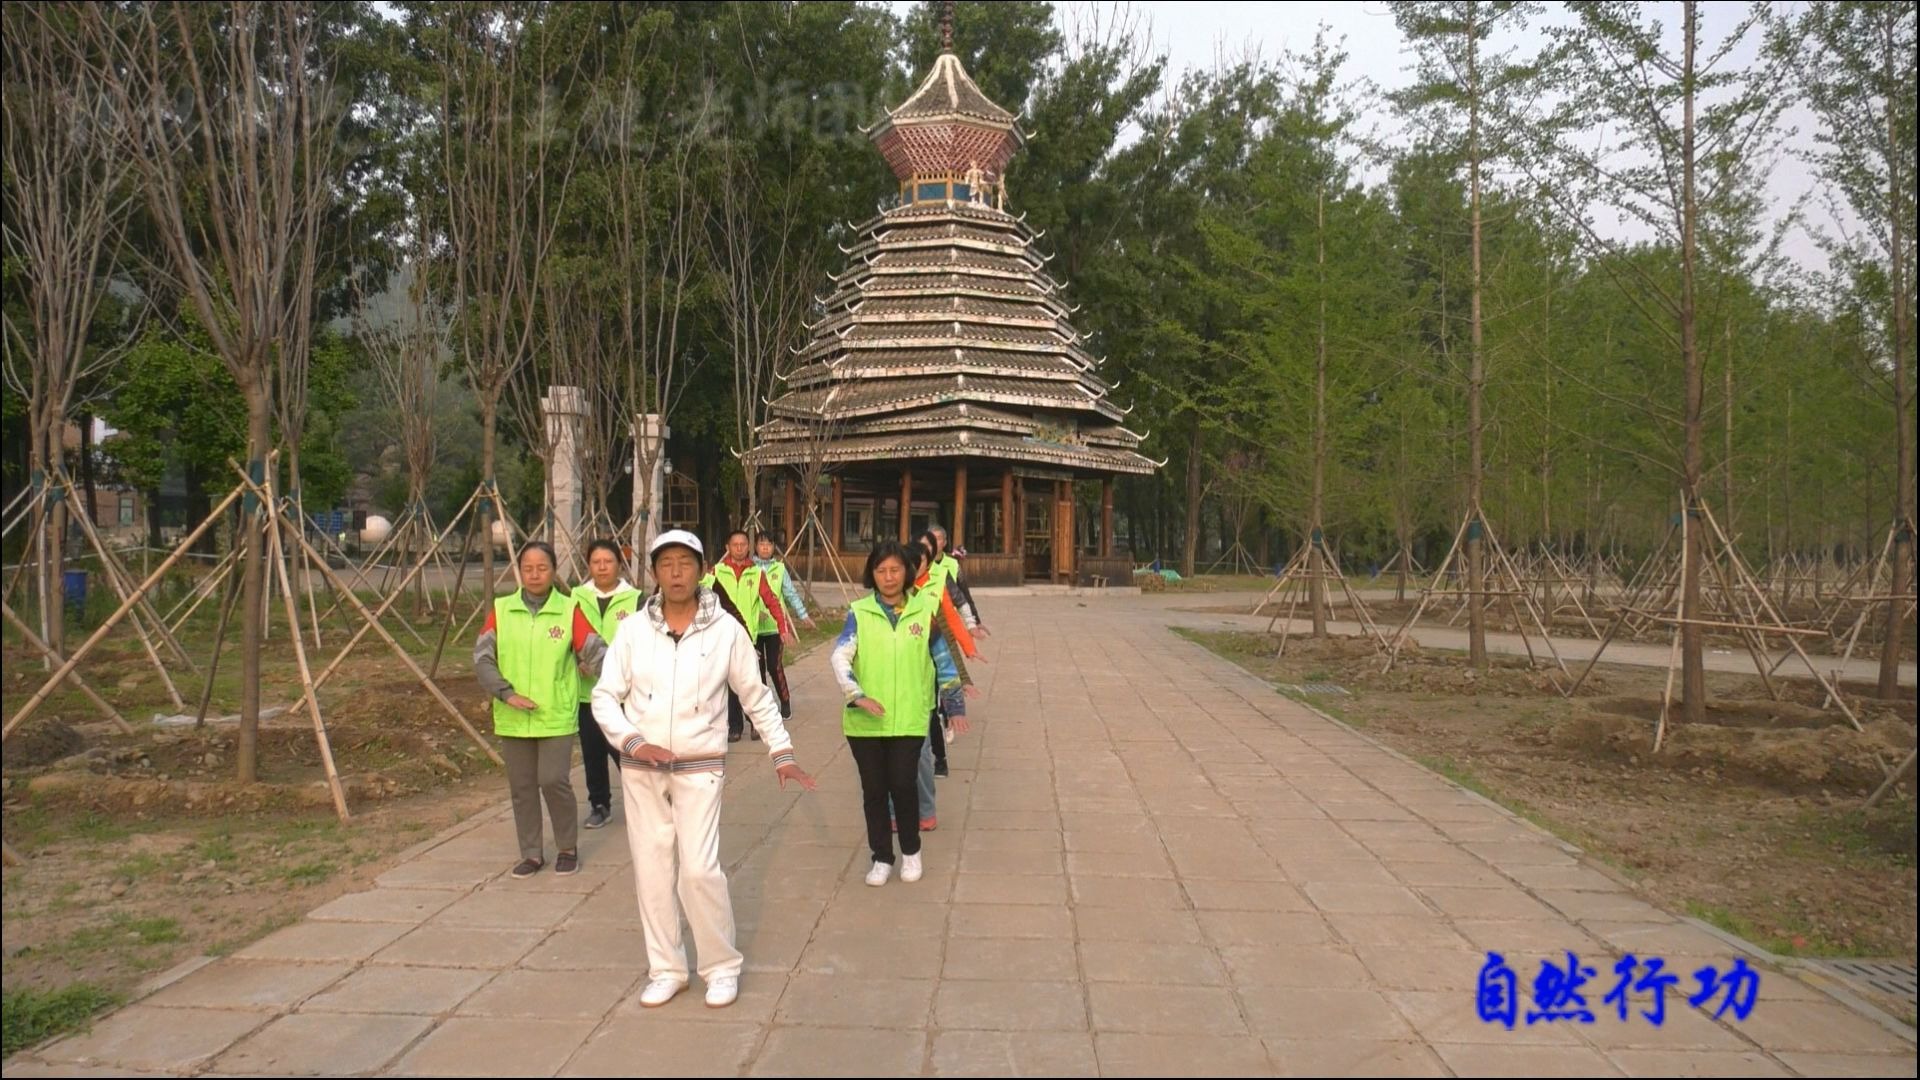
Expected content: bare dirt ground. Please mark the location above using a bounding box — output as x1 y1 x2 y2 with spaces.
1176 628 1918 965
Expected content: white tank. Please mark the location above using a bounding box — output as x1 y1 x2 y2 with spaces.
358 514 392 544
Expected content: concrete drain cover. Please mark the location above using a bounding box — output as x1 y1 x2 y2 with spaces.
1810 959 1917 1005
1282 683 1349 696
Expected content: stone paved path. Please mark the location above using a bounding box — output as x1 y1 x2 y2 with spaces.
10 595 1916 1077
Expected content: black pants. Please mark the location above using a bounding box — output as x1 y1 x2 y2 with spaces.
576 703 619 812
755 633 792 718
848 735 923 863
928 705 947 770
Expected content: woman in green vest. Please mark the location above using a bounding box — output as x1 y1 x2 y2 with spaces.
753 531 816 719
702 529 793 741
572 539 641 830
829 540 964 887
474 541 608 879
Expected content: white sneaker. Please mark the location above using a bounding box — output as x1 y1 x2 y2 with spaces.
864 859 892 886
638 978 687 1008
900 853 923 883
705 975 739 1008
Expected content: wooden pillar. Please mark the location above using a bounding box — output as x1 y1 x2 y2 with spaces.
1101 477 1114 557
829 475 843 553
953 464 968 550
782 470 797 549
1001 471 1016 556
899 467 913 543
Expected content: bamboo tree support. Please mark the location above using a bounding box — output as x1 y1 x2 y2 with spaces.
56 470 197 670
263 474 352 823
166 546 239 633
308 511 436 646
1483 519 1569 677
784 504 855 611
1254 534 1391 655
194 549 249 727
426 479 529 676
1384 511 1470 672
1697 500 1865 732
49 474 191 709
242 473 504 768
286 485 487 715
0 600 134 733
1654 506 1692 752
3 480 247 744
428 502 486 679
1864 747 1916 811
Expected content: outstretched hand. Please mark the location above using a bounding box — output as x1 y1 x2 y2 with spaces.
776 762 817 791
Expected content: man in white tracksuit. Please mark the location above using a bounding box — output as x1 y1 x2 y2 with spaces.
591 529 816 1009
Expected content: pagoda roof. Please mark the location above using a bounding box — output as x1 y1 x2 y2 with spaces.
867 52 1025 181
743 429 1155 476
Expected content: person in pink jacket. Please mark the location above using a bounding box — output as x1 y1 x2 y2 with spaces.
590 529 816 1010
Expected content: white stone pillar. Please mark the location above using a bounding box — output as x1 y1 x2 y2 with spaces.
542 386 587 576
632 413 670 580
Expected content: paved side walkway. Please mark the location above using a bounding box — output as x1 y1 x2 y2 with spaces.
11 596 1916 1077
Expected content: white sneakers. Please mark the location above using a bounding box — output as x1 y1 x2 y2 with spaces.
867 855 923 885
638 979 686 1008
865 859 893 886
705 976 739 1008
641 977 737 1009
900 853 924 883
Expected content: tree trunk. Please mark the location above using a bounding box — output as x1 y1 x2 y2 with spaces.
237 383 273 784
1308 187 1330 635
481 400 498 605
1879 5 1914 700
1182 423 1201 578
1678 2 1708 726
1466 4 1489 669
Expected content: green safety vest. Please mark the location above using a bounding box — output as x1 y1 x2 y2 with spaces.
842 589 940 739
703 562 769 635
490 590 583 738
924 554 957 596
571 583 642 703
755 560 793 636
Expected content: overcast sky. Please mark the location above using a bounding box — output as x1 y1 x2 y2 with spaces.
1046 0 1837 274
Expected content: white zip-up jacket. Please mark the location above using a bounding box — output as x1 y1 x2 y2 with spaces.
590 587 795 774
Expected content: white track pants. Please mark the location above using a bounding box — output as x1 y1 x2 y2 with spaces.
620 768 741 983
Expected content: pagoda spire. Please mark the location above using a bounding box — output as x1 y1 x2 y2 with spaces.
940 0 954 53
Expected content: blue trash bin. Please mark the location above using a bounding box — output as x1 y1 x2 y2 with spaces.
62 569 88 614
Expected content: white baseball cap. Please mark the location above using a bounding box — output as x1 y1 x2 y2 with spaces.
647 529 705 563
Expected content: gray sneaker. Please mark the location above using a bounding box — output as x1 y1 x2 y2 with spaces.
584 807 611 829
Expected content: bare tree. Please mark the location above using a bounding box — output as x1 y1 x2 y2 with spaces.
83 0 352 782
593 36 706 580
353 255 448 608
425 0 594 599
1 3 136 659
708 132 821 533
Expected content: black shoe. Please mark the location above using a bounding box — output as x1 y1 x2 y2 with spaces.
934 761 950 778
728 731 743 743
554 850 579 876
511 858 544 879
749 725 761 741
584 807 610 829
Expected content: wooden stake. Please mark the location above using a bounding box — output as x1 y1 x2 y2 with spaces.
4 481 247 743
265 488 351 823
0 600 134 733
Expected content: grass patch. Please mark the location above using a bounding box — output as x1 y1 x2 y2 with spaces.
58 914 182 955
1 984 121 1056
1683 900 1871 958
109 853 170 881
274 860 337 886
